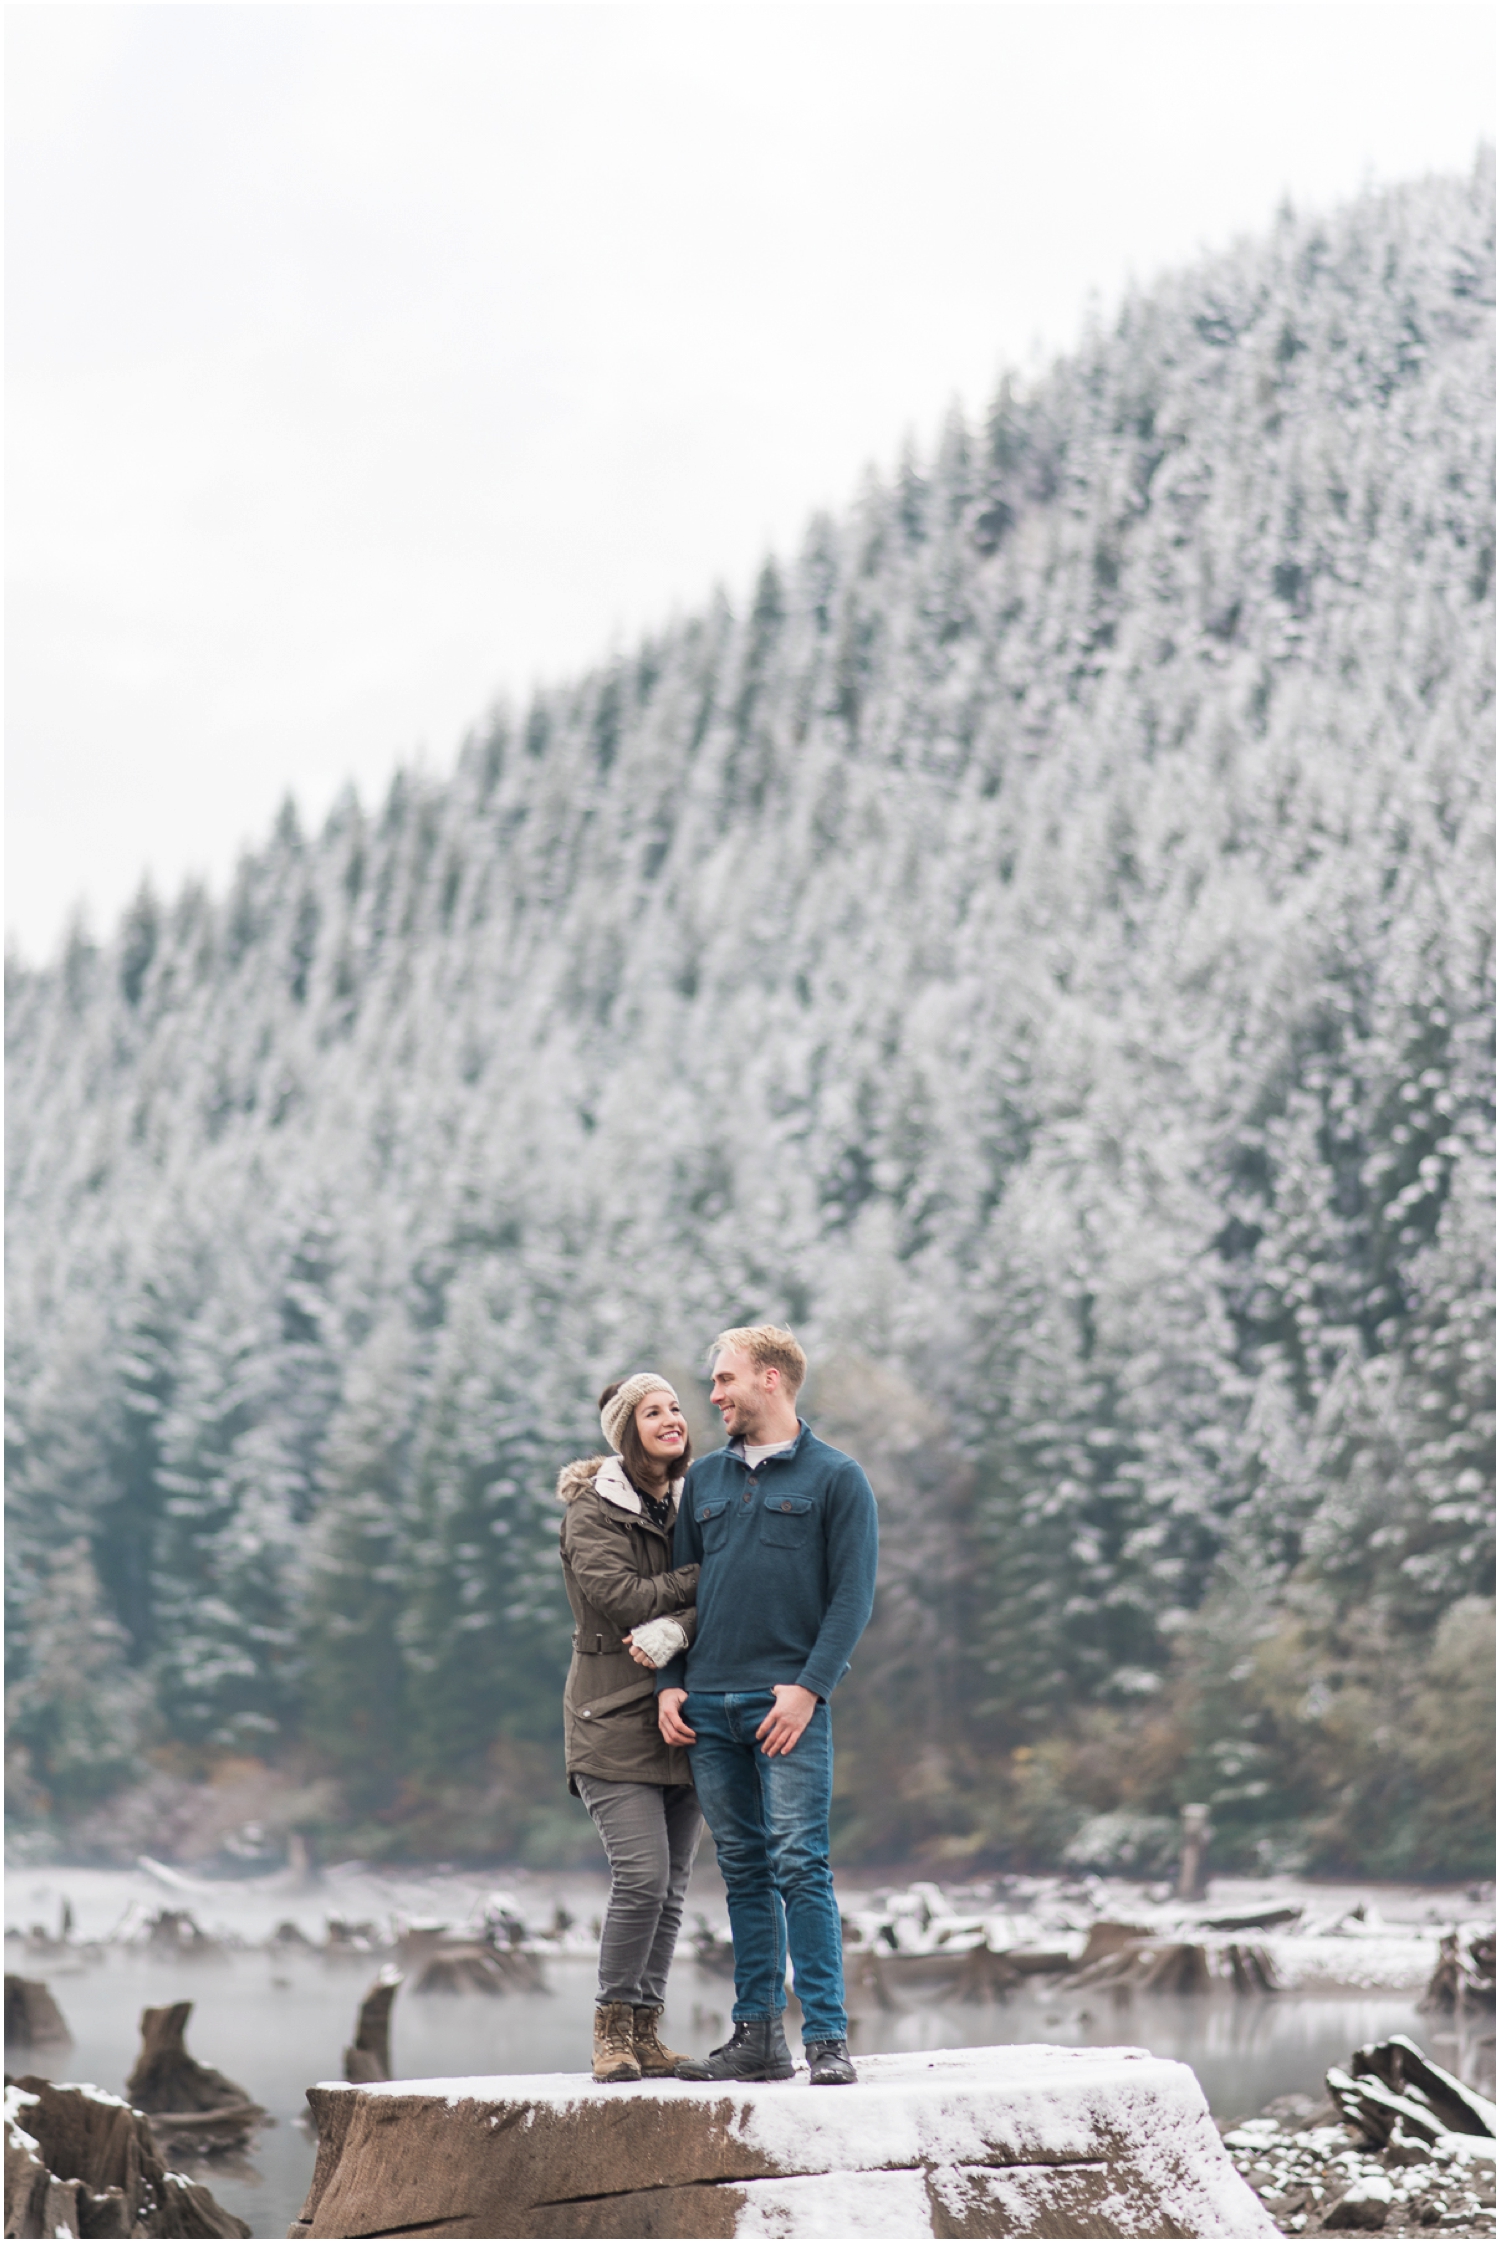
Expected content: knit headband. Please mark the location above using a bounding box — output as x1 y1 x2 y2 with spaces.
600 1373 680 1454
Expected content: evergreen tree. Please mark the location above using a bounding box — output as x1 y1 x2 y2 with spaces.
300 1317 415 1810
398 1268 573 1782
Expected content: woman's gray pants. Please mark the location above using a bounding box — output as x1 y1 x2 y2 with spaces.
574 1776 703 2008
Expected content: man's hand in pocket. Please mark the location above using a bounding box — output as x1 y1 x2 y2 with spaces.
756 1684 818 1756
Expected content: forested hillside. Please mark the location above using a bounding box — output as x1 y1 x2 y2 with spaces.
7 165 1494 1877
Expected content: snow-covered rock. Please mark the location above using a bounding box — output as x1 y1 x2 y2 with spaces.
290 2042 1277 2238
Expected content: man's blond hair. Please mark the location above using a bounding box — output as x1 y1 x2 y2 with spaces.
711 1324 808 1397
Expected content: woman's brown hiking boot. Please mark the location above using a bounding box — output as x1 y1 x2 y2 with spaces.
592 2001 642 2082
632 2005 685 2077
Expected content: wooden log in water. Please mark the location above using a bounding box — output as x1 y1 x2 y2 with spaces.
1203 1905 1301 1933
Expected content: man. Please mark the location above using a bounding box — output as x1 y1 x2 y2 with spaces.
656 1325 877 2086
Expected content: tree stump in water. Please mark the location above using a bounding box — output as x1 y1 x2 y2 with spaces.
124 2001 267 2154
5 2075 250 2238
344 1973 402 2083
3 1975 72 2049
1070 1938 1212 1994
1076 1922 1153 1970
1225 1941 1279 1994
1422 1928 1497 2013
690 1923 736 1978
953 1943 1023 2003
1176 1803 1212 1900
411 1942 547 1995
846 1947 895 2010
1138 1942 1213 1995
143 1907 221 1955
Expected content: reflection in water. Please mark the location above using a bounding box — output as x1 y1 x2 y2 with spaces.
7 1940 1443 2240
845 1981 1434 2116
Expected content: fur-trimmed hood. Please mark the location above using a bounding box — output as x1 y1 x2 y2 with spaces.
556 1453 684 1514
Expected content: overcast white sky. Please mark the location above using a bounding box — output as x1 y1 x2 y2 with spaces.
7 3 1494 959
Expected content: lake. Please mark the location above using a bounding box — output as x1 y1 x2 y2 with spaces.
5 1858 1487 2240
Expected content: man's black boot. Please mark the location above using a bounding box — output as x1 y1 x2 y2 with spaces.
804 2037 857 2085
675 2017 794 2082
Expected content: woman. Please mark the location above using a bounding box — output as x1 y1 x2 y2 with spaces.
558 1372 703 2083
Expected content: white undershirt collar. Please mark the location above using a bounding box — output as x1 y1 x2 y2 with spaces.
733 1423 802 1469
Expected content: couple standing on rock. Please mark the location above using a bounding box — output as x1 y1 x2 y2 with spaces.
557 1325 878 2089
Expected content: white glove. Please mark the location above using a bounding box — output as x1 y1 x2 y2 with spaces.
627 1617 689 1668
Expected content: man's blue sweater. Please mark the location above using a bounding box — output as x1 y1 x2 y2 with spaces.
655 1421 878 1702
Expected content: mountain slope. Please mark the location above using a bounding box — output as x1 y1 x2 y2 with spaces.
6 164 1494 1870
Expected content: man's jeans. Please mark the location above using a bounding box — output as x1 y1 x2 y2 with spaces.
685 1690 847 2043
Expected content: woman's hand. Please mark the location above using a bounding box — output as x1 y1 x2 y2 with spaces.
625 1617 689 1669
658 1688 696 1745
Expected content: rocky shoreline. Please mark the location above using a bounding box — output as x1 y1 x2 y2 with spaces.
1227 2115 1494 2236
1222 2032 1496 2239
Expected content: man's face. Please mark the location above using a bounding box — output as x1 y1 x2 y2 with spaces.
709 1346 774 1438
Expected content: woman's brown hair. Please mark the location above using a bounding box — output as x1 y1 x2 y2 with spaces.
597 1381 694 1495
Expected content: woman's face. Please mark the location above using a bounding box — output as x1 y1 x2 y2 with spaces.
635 1389 687 1463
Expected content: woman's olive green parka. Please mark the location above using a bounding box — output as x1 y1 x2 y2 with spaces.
557 1454 699 1790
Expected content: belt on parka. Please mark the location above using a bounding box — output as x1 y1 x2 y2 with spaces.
573 1628 629 1656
